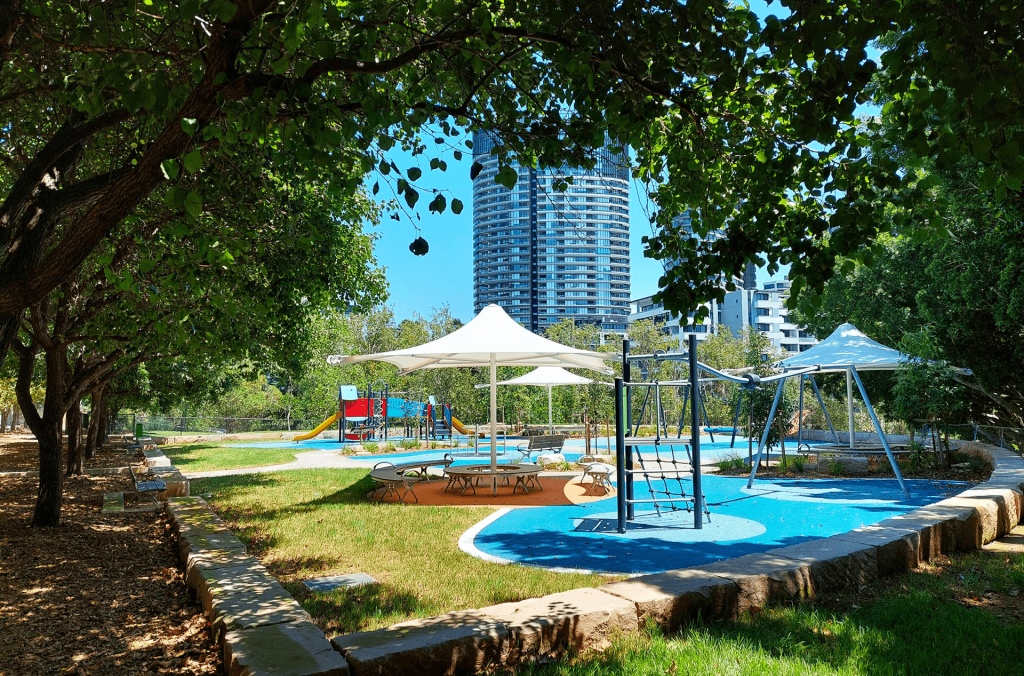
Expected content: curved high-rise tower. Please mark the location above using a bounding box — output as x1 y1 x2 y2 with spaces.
472 131 631 334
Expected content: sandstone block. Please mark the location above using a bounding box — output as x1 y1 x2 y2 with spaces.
931 498 990 550
479 588 637 662
535 453 565 465
874 511 946 562
144 448 172 467
208 578 312 638
151 466 190 498
185 550 261 590
769 537 878 593
179 530 247 559
224 621 348 676
194 560 285 617
600 568 737 630
961 485 1020 537
331 610 509 676
698 552 814 613
173 508 230 540
166 495 209 512
814 456 868 475
832 526 920 575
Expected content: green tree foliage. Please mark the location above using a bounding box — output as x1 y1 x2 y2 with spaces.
11 158 383 525
4 0 1020 373
891 328 965 467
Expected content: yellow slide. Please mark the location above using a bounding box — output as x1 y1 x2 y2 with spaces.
293 412 340 441
451 416 484 437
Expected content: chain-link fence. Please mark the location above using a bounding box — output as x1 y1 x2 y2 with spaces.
135 415 315 436
106 413 136 435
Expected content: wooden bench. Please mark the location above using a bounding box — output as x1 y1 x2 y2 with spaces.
513 434 566 461
368 456 456 504
127 464 166 507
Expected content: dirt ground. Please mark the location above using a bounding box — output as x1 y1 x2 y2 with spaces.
0 432 139 472
0 435 220 676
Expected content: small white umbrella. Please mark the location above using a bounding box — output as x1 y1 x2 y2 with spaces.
328 305 613 489
476 366 611 433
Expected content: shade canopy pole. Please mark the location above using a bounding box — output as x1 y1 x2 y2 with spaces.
809 377 839 443
797 374 805 448
850 366 909 496
548 385 553 433
490 353 497 496
847 368 856 449
746 378 786 488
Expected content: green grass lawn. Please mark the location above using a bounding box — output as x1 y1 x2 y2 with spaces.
163 442 300 472
509 548 1024 676
192 469 614 635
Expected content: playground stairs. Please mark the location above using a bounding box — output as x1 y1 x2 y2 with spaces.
432 420 452 439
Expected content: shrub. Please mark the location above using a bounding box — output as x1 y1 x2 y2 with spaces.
381 441 395 452
829 459 844 476
400 439 419 450
716 456 746 472
791 456 806 473
362 441 378 453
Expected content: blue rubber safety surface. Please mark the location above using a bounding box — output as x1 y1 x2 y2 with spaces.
469 475 970 575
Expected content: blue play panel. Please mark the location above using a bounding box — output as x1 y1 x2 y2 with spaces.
467 475 970 575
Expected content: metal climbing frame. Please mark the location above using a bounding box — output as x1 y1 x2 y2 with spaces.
616 334 731 533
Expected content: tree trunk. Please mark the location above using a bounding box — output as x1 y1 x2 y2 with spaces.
85 386 104 458
34 419 65 526
65 401 82 475
15 340 71 527
1 407 7 433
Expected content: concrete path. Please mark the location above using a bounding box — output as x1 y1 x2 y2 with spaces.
182 449 374 479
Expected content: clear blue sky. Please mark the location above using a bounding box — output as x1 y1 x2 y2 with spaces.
364 1 801 322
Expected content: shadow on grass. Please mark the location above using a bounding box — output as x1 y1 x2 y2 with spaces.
286 580 427 636
192 470 379 524
511 582 1024 676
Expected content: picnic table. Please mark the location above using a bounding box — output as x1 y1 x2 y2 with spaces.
444 464 543 496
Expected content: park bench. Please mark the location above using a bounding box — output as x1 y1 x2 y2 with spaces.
513 434 566 462
127 463 166 507
368 456 455 504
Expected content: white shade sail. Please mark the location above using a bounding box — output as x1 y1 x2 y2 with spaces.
476 366 611 388
776 323 912 373
329 304 613 375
